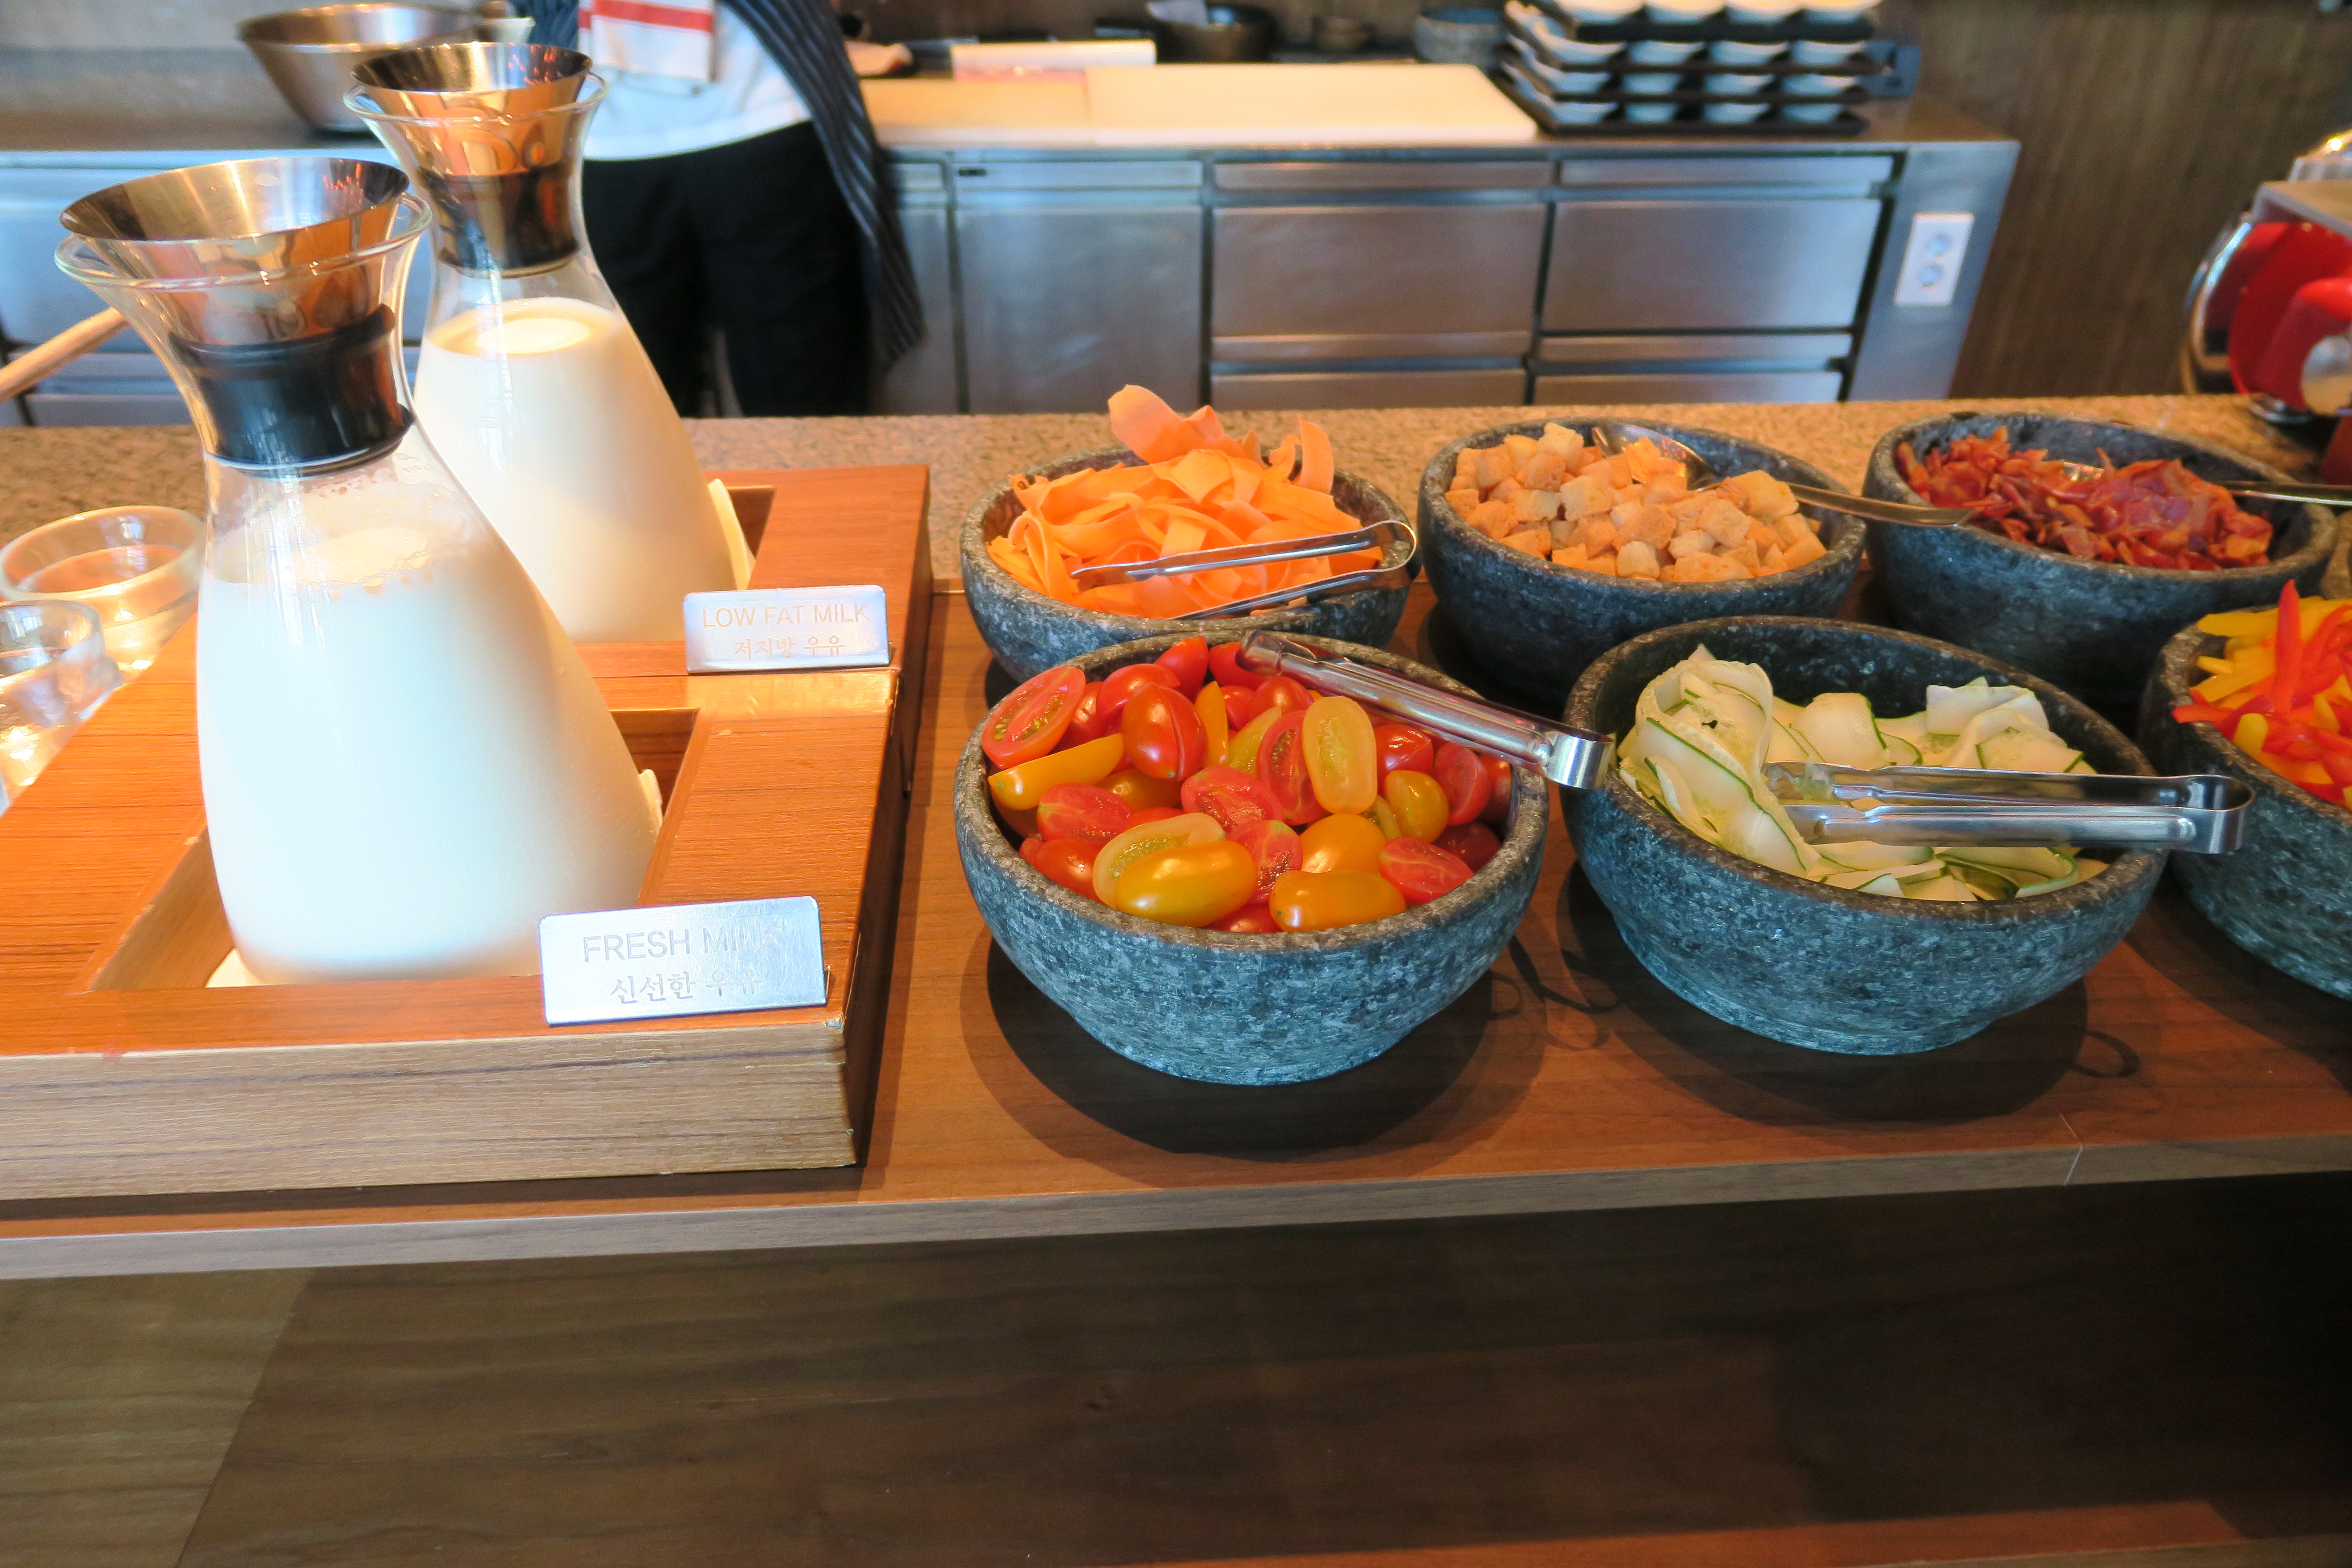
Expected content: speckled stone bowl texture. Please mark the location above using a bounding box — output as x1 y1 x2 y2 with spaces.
2138 623 2352 999
1418 419 1866 704
1864 411 2337 712
961 447 1415 683
1563 616 2165 1055
955 633 1547 1084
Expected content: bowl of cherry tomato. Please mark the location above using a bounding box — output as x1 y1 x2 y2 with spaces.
1418 419 1865 705
955 631 1547 1084
962 447 1417 683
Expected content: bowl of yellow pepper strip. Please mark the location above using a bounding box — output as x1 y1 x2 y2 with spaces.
2140 582 2352 998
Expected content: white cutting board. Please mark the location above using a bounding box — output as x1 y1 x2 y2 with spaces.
861 79 1093 146
1084 63 1537 146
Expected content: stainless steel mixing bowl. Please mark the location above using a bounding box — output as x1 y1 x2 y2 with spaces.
239 4 477 133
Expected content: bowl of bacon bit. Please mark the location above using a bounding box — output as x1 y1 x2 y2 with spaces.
962 385 1415 682
1864 411 2336 711
2141 582 2352 998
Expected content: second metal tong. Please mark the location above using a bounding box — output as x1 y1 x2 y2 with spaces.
1068 520 1417 620
1236 631 1617 789
1761 762 2253 853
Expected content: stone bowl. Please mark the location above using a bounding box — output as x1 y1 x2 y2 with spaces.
1562 616 2165 1054
961 446 1415 683
1863 411 2337 712
2138 620 2352 999
954 632 1547 1084
1418 419 1866 707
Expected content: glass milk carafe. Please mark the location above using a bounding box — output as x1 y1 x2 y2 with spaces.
349 43 738 644
58 157 658 983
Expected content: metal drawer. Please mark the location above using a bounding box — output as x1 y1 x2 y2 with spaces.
1537 332 1853 366
1211 367 1525 409
873 191 958 415
1531 368 1845 404
1543 197 1882 332
1554 156 1893 193
1214 160 1550 193
1213 204 1545 346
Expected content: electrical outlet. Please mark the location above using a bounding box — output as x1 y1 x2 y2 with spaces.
1893 212 1974 308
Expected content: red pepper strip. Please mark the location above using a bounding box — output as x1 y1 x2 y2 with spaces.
2272 581 2304 704
2309 728 2352 757
2294 606 2352 701
2172 703 2240 727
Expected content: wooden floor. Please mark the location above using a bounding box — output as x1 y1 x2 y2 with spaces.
4 1174 2349 1568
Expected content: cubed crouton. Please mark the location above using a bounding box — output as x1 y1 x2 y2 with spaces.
1521 450 1570 491
1779 529 1827 569
1770 514 1815 551
1694 497 1754 548
1502 527 1550 557
1488 476 1523 504
1512 488 1561 524
1663 552 1746 584
1616 540 1661 579
1471 446 1515 491
1570 516 1618 554
1538 423 1586 462
1558 473 1614 518
1551 545 1589 571
1465 500 1516 539
1583 549 1618 576
1645 472 1689 505
1721 470 1798 522
1614 505 1676 550
1745 519 1782 552
1598 455 1635 488
1445 487 1480 516
1724 541 1763 574
1666 530 1715 561
1504 434 1540 467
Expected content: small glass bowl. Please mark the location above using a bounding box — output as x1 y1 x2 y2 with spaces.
1624 101 1684 122
0 599 120 806
1788 37 1864 63
1548 98 1618 122
1779 100 1847 122
0 505 202 676
1783 70 1849 95
1626 37 1704 63
1725 0 1801 18
1709 37 1786 63
1644 0 1725 20
1801 0 1878 18
1703 100 1772 122
1558 0 1641 18
1619 70 1687 92
1703 70 1770 92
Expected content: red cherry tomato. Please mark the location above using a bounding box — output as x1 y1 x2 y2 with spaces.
1063 681 1112 745
1378 838 1474 905
1209 904 1280 934
1122 685 1208 781
1221 681 1264 729
1300 696 1379 815
1256 711 1319 824
1267 868 1406 932
1433 742 1493 825
1179 764 1280 834
1102 767 1181 813
1255 674 1313 721
1435 820 1501 871
982 665 1084 768
1035 783 1132 845
1479 753 1513 827
1018 835 1045 867
1128 805 1181 824
1155 635 1209 699
1373 723 1437 781
1230 818 1300 903
1098 663 1182 726
1030 838 1100 900
1208 641 1265 691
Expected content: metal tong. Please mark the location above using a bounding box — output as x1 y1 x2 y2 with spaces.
1762 762 2253 853
1066 520 1416 621
1235 631 1617 789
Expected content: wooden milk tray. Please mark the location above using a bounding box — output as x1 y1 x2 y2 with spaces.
0 467 931 1201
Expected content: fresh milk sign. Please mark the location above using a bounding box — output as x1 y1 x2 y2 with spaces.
538 896 827 1025
683 584 888 673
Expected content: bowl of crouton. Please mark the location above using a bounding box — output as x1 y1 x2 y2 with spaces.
1418 419 1867 703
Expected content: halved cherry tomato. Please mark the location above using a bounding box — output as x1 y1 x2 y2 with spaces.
1123 685 1208 781
1197 682 1228 762
1435 819 1501 871
1128 805 1180 824
1102 767 1181 813
1209 641 1264 691
1099 663 1182 726
1112 840 1256 927
1433 742 1493 825
1256 711 1323 825
1063 681 1112 745
1378 838 1473 905
1222 682 1264 728
1225 707 1281 773
1479 753 1513 827
1036 782 1132 845
1373 723 1436 781
1155 635 1209 699
1091 811 1225 904
1299 811 1385 874
1179 764 1280 833
1255 674 1313 721
988 733 1126 812
1031 837 1100 900
982 665 1085 768
1267 868 1406 931
997 804 1038 839
1301 696 1379 815
1230 818 1299 903
1209 904 1280 934
1018 836 1045 867
1382 768 1449 842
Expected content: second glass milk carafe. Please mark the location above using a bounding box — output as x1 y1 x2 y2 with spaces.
349 43 739 644
58 158 658 984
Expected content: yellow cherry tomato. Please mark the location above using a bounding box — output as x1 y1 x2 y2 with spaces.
1301 695 1379 815
1382 768 1449 842
1224 707 1281 774
1267 868 1407 931
1197 682 1229 763
1091 811 1224 904
1112 841 1257 927
1101 766 1182 813
987 733 1126 812
1298 812 1387 874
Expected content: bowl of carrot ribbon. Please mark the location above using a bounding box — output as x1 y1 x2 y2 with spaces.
2141 582 2352 999
962 386 1415 681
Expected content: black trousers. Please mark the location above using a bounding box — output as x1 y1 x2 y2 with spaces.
582 122 869 417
